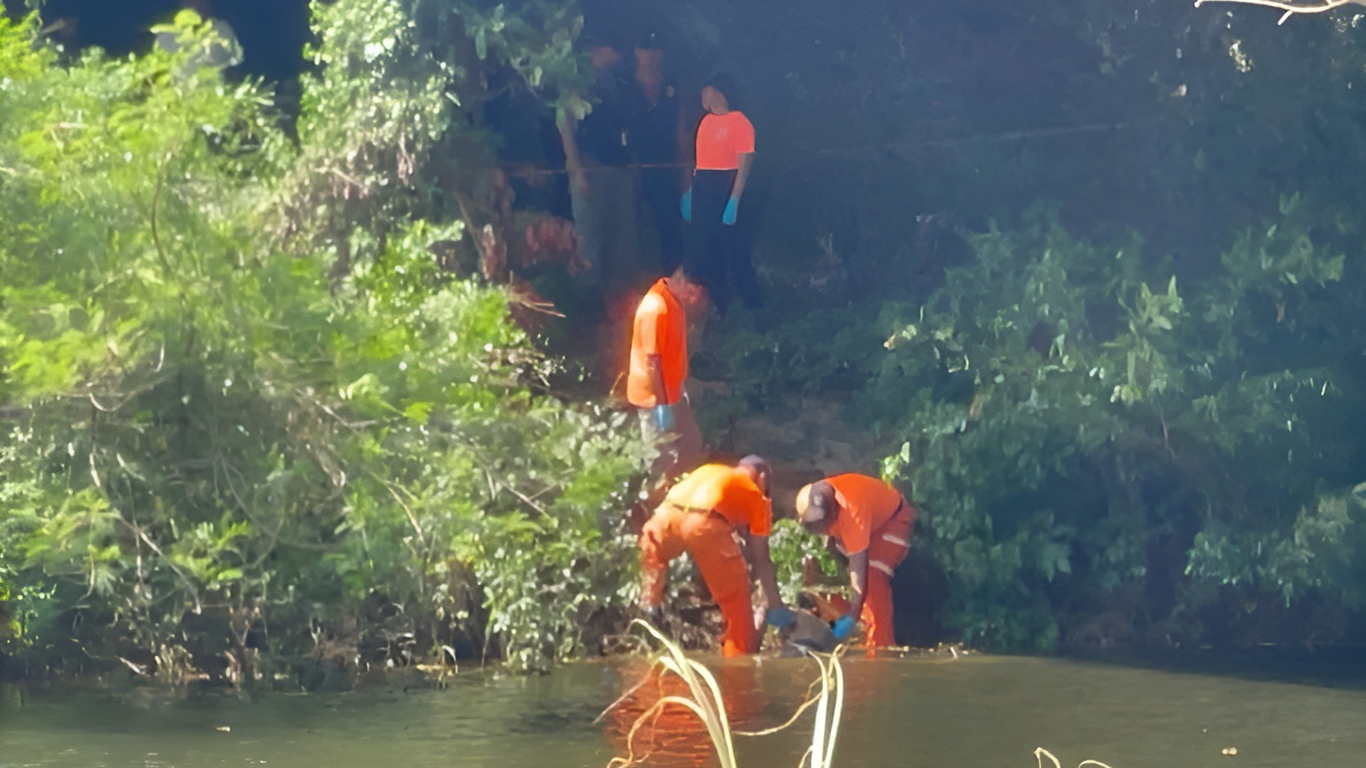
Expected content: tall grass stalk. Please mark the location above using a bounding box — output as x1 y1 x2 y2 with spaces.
1034 747 1117 768
607 620 740 768
603 619 846 768
805 649 845 768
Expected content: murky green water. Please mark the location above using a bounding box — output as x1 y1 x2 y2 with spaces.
2 655 1364 768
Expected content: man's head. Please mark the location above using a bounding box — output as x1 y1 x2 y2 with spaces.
664 268 707 316
737 455 772 498
635 30 663 65
586 39 621 73
701 72 739 113
795 480 839 535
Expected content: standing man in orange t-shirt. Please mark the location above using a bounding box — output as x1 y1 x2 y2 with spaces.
628 270 704 483
796 473 917 648
680 72 761 313
639 456 790 656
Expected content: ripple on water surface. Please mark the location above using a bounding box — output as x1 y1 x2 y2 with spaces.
2 656 1365 768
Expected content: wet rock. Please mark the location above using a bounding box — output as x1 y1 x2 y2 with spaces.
778 611 838 656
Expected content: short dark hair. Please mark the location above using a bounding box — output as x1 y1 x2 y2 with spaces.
703 72 741 109
738 454 771 496
738 454 769 475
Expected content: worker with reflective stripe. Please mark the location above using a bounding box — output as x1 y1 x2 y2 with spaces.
627 270 704 483
796 474 917 648
638 456 788 656
680 72 761 313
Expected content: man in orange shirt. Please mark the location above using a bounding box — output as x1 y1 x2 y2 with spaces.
680 72 761 313
795 473 917 648
627 270 704 483
639 456 790 656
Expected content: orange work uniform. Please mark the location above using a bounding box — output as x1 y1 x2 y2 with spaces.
823 474 916 648
627 278 688 408
694 110 755 171
639 464 772 656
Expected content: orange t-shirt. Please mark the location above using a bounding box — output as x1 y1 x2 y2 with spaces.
666 464 772 536
824 474 904 555
627 278 688 408
694 111 755 171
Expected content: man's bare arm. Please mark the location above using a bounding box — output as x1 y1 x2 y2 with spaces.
844 549 870 621
730 151 754 201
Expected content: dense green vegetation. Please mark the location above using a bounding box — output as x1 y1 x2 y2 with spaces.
0 2 648 681
707 199 1366 650
688 0 1366 651
5 0 1366 688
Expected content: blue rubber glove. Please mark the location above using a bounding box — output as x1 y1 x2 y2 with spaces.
764 607 796 630
831 614 856 640
722 196 739 225
680 188 692 222
652 404 675 431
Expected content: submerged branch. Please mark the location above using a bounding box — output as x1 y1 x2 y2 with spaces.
1193 0 1366 25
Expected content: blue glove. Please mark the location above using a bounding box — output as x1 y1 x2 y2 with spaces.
764 607 796 629
722 196 739 225
680 188 692 222
652 404 675 431
831 614 856 640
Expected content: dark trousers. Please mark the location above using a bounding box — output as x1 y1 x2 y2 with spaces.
641 167 685 274
684 170 761 313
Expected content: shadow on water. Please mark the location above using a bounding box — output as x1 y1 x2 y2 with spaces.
1060 643 1366 692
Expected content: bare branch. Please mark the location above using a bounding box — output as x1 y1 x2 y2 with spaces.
1194 0 1366 25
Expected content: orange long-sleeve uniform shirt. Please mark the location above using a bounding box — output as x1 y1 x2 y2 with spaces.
639 464 772 656
627 278 688 408
822 474 916 648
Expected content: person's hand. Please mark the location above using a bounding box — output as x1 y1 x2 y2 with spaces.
652 404 675 431
680 188 692 222
764 607 796 629
831 614 856 640
722 196 739 225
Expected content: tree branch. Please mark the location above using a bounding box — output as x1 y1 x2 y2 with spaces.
1194 0 1366 25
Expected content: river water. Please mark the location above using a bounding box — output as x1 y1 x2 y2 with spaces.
2 654 1364 768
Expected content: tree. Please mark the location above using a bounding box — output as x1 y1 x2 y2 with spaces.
0 1 647 685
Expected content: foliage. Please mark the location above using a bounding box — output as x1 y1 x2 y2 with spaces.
0 2 645 683
767 519 841 606
718 198 1365 651
867 201 1365 650
268 0 588 271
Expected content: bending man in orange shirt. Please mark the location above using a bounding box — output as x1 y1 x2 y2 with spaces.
627 270 704 484
639 456 790 656
796 473 917 648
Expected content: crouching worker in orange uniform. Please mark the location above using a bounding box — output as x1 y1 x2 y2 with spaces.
639 456 790 657
795 474 917 648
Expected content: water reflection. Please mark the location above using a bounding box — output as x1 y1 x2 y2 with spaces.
602 659 766 767
4 657 1366 768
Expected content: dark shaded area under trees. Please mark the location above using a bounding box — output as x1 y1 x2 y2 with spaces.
4 0 1366 690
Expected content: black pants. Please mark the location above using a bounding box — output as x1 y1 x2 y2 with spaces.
684 170 761 313
641 167 685 274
